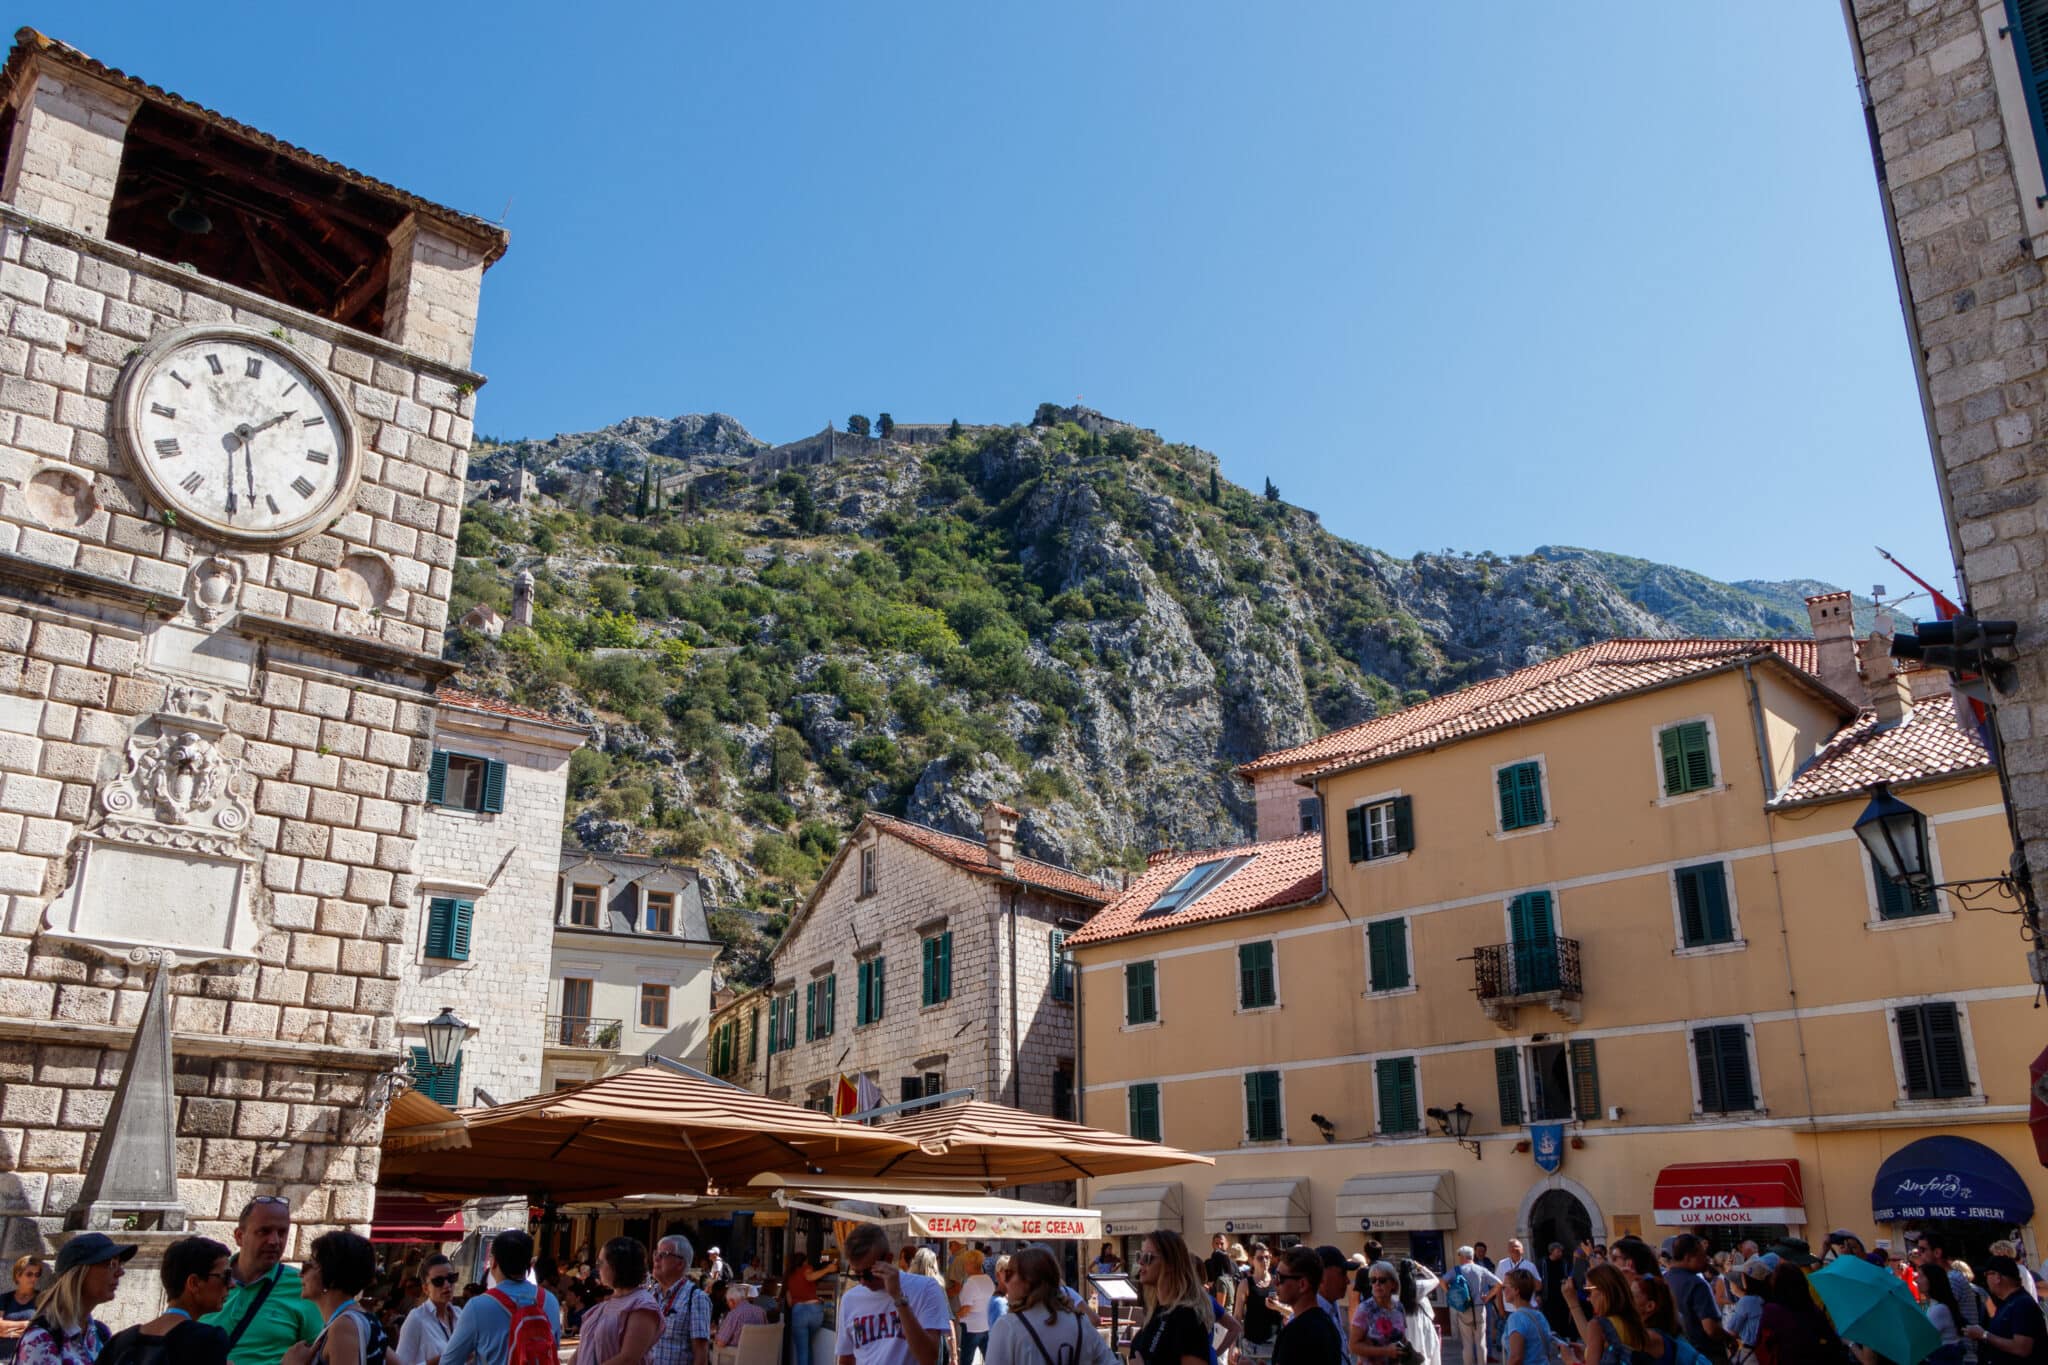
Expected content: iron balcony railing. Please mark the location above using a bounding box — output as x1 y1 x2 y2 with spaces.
1473 936 1583 1002
546 1015 623 1050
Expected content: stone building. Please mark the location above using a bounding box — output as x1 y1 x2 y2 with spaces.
543 849 720 1089
712 805 1107 1127
0 29 504 1293
1839 2 2048 943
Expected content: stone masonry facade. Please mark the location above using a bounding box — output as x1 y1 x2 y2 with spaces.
1844 0 2048 917
0 38 504 1271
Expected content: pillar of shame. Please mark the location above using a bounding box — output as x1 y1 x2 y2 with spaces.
0 29 507 1321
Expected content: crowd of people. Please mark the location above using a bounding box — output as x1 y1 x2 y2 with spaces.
12 1196 2046 1365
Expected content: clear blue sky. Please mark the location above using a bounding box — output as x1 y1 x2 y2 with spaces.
47 2 1955 597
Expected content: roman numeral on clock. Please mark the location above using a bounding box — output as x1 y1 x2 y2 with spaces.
205 354 223 375
245 357 263 379
291 476 316 498
150 402 176 419
154 438 181 458
306 450 330 465
280 381 299 397
265 495 280 515
303 416 325 427
179 471 204 495
168 371 191 389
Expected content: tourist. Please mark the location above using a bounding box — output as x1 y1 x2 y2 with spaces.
573 1240 659 1365
279 1232 379 1365
1965 1255 2047 1361
205 1199 325 1365
438 1231 561 1365
703 1253 727 1291
1446 1247 1498 1365
1719 1258 1768 1355
1917 1234 1987 1350
1392 1262 1440 1365
954 1254 995 1365
1631 1278 1699 1362
0 1259 44 1362
836 1224 949 1365
713 1287 763 1354
1270 1249 1339 1365
1346 1263 1405 1365
983 1248 1108 1365
1752 1263 1848 1365
650 1236 711 1365
21 1235 136 1365
1993 1244 2042 1304
1497 1270 1556 1365
1660 1236 1725 1363
1563 1263 1646 1365
1130 1232 1211 1365
906 1253 954 1365
1236 1246 1281 1365
785 1254 835 1365
1310 1249 1353 1365
1538 1246 1574 1345
98 1237 233 1365
396 1256 463 1365
1915 1263 1966 1365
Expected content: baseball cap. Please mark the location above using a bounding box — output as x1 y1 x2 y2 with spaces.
54 1234 137 1276
1315 1245 1346 1272
1740 1257 1772 1281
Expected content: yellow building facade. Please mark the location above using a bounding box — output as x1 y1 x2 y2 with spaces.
1073 626 2043 1265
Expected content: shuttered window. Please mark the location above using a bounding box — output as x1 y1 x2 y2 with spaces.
409 1047 463 1106
1659 722 1715 796
1496 1047 1524 1126
1367 919 1410 992
820 973 836 1036
2006 0 2048 201
1375 1057 1419 1135
1692 1024 1756 1113
857 958 886 1026
1125 961 1158 1025
1347 796 1415 863
1050 930 1074 1003
427 751 507 813
1238 941 1277 1009
921 932 954 1007
1298 797 1323 834
1570 1039 1602 1121
1674 863 1735 947
1245 1070 1284 1142
1873 846 1940 920
1496 761 1546 830
424 897 473 961
1897 1002 1973 1100
1128 1082 1162 1142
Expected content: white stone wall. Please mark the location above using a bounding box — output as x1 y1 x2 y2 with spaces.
403 711 579 1103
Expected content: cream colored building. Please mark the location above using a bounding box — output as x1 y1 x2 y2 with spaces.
1075 601 2044 1264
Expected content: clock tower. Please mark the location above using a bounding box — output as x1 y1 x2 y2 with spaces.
0 28 507 1282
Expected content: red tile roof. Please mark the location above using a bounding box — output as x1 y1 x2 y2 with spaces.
1771 695 1992 806
869 814 1111 904
1238 639 1831 781
1067 833 1325 947
436 686 583 729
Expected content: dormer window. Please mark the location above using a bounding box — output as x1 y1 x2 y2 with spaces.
645 890 675 934
568 884 601 928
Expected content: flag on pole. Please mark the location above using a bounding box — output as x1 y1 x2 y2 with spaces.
834 1074 860 1117
1875 547 1993 754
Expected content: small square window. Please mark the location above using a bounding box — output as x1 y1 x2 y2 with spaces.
859 847 877 897
1237 941 1276 1009
1496 761 1545 831
640 983 670 1030
1125 961 1158 1025
1346 797 1413 863
568 885 601 927
444 755 486 810
1659 722 1716 797
1128 1082 1161 1142
644 890 675 934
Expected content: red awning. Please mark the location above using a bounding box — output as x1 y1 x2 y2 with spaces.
370 1192 464 1244
1653 1160 1806 1227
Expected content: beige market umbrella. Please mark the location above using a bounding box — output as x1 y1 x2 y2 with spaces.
379 1066 919 1201
381 1087 471 1152
849 1099 1214 1186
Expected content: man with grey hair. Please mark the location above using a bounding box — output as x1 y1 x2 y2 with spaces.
1446 1247 1498 1365
650 1234 711 1365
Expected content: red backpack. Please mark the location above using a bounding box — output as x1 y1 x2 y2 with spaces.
485 1287 558 1365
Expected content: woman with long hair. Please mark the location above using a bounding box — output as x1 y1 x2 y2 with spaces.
1234 1246 1280 1365
1131 1231 1211 1365
571 1239 660 1365
281 1231 378 1365
1394 1261 1441 1365
785 1251 837 1365
907 1251 954 1365
1562 1264 1646 1365
395 1254 461 1365
1754 1263 1848 1365
986 1247 1111 1365
1917 1264 1966 1365
19 1236 134 1365
1628 1278 1692 1362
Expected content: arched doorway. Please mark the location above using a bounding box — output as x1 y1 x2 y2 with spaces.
1515 1174 1607 1248
1529 1188 1592 1256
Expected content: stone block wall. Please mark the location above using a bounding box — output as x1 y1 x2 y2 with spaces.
0 67 134 237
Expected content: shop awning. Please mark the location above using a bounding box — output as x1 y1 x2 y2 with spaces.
370 1192 464 1244
1872 1136 2034 1225
780 1188 1102 1241
1203 1177 1311 1236
1653 1160 1806 1227
1335 1171 1456 1233
1093 1182 1184 1237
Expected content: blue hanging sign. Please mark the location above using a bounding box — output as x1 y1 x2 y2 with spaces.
1531 1123 1566 1174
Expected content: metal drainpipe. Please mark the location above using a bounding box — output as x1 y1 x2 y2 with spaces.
1008 885 1021 1107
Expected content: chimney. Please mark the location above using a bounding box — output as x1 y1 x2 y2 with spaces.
1872 669 1912 726
981 801 1019 873
1805 592 1859 700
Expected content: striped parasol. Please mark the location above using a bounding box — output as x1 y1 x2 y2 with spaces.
848 1099 1212 1186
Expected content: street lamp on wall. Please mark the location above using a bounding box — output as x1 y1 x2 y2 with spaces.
1426 1102 1481 1161
1854 784 1932 889
423 1006 468 1069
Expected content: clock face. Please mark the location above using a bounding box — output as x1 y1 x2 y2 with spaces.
115 325 361 544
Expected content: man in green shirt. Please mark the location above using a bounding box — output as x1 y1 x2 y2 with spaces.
202 1196 325 1365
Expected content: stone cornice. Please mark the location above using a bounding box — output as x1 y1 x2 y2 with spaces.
239 612 459 683
0 1013 396 1071
0 550 182 620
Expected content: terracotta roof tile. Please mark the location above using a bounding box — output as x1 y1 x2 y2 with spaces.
435 686 583 729
1239 639 1828 781
1772 695 1991 806
869 813 1110 904
1067 833 1325 947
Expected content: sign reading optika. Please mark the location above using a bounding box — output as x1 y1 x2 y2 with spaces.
914 1212 1102 1240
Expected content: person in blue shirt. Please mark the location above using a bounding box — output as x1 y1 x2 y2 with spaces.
439 1232 561 1365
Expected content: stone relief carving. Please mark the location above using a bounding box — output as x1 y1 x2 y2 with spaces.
183 556 243 624
95 688 252 857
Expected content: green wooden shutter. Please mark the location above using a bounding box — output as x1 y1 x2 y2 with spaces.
1245 1072 1282 1141
1693 1028 1722 1111
410 1047 462 1106
1238 942 1275 1008
1368 920 1409 992
1129 1083 1161 1142
1678 723 1715 792
1496 766 1519 829
1514 764 1545 827
1873 847 1938 919
1659 726 1684 795
424 897 453 958
1050 931 1072 1002
1926 1003 1971 1098
1392 795 1415 853
1570 1039 1601 1121
1346 806 1366 862
1897 1005 1931 1097
938 931 953 1003
1694 1025 1753 1112
2009 0 2048 212
1127 962 1157 1024
804 981 816 1041
1376 1058 1416 1134
480 759 508 813
1495 1047 1524 1126
870 957 885 1021
450 900 473 961
426 750 450 806
823 973 836 1035
767 1000 780 1054
920 938 936 1007
1676 864 1732 946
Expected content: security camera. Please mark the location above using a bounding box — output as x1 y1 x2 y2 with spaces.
1310 1113 1336 1143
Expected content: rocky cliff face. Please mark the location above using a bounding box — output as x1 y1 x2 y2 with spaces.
449 408 1848 974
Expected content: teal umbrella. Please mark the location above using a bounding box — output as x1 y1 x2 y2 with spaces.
1808 1254 1942 1365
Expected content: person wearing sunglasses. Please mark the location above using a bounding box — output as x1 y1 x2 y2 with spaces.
99 1237 235 1365
396 1257 464 1365
1271 1249 1340 1365
1345 1265 1405 1365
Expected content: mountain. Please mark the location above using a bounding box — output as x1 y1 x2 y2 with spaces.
449 408 1850 984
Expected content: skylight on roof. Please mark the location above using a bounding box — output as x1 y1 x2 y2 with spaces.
1140 856 1253 919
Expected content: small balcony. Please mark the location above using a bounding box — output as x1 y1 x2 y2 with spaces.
546 1015 622 1051
1472 937 1583 1029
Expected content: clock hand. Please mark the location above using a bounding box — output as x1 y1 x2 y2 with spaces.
244 410 297 436
242 431 257 502
224 436 238 516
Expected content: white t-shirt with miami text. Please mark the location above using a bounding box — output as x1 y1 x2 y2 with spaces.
836 1273 952 1365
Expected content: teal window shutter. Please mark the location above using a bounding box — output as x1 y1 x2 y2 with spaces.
2005 0 2048 201
1495 1047 1524 1126
1346 806 1366 863
857 961 872 1025
868 957 885 1022
804 981 816 1042
480 759 508 813
1244 1071 1282 1141
1376 1058 1417 1134
425 897 461 959
1126 962 1157 1024
1661 722 1715 795
449 900 473 961
1050 931 1073 1003
409 1046 462 1106
1129 1083 1161 1142
1675 863 1733 946
1367 920 1409 992
1873 845 1939 919
939 931 952 1002
920 938 934 1007
823 973 836 1035
767 1001 780 1055
1570 1039 1601 1121
1498 762 1545 830
1392 795 1415 853
1237 942 1275 1009
426 751 449 806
